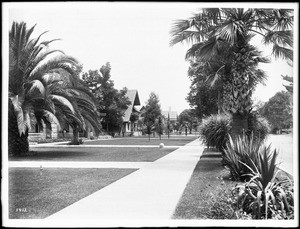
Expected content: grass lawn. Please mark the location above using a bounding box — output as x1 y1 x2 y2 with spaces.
10 147 176 162
172 152 240 219
81 135 199 146
9 167 137 219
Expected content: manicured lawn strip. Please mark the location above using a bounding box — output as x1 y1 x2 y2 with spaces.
10 147 176 162
82 136 199 146
172 156 240 219
9 167 137 219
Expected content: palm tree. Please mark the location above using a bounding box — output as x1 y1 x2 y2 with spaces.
170 8 293 139
9 21 80 155
56 79 102 144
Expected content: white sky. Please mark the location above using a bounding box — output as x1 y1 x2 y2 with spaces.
3 2 298 114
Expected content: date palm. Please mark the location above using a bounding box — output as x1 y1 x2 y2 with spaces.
56 80 102 144
9 21 80 155
170 8 293 139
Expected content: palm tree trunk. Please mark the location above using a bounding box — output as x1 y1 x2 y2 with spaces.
231 113 248 141
8 100 29 156
72 125 79 145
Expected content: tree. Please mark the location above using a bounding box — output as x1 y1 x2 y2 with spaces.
282 74 293 93
186 61 221 118
178 109 197 134
82 62 130 134
259 91 292 133
170 8 293 139
55 78 102 144
8 21 80 155
142 92 162 140
155 116 164 140
166 113 171 139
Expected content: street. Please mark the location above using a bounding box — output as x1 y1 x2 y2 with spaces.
265 133 295 176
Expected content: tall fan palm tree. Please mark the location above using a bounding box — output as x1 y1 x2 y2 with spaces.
9 21 83 155
170 8 293 139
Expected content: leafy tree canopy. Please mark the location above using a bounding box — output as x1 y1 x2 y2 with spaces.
282 74 293 93
259 91 292 131
82 62 131 132
178 109 199 133
186 61 222 118
142 92 162 124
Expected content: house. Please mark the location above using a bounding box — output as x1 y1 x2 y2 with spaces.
28 89 142 141
122 89 141 136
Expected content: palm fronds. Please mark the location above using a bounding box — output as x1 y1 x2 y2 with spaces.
9 21 101 154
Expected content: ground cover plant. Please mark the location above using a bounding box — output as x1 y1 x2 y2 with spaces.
9 147 176 162
33 137 73 144
9 168 137 219
172 155 240 219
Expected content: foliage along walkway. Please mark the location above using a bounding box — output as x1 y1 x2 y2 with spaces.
44 138 204 225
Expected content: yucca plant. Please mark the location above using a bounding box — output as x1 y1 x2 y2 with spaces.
233 148 294 219
223 133 267 181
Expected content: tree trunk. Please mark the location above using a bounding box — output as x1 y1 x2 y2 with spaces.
72 125 79 145
231 113 248 141
217 90 221 114
8 100 29 156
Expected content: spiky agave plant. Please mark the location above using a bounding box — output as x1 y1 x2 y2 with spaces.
223 133 264 181
233 147 294 219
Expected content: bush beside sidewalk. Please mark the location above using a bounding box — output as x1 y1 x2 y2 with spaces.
172 147 294 220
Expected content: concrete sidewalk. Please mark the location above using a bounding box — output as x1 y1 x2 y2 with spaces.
45 138 204 221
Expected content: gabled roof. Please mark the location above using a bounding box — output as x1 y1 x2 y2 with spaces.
123 90 141 122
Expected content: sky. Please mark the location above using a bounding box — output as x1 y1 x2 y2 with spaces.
3 2 297 114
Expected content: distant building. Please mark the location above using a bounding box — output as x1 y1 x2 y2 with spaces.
122 89 141 136
162 108 178 122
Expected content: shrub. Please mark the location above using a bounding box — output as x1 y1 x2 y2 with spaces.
231 148 294 219
223 133 265 181
247 112 271 141
36 138 72 144
68 138 84 145
199 114 231 152
199 112 270 153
